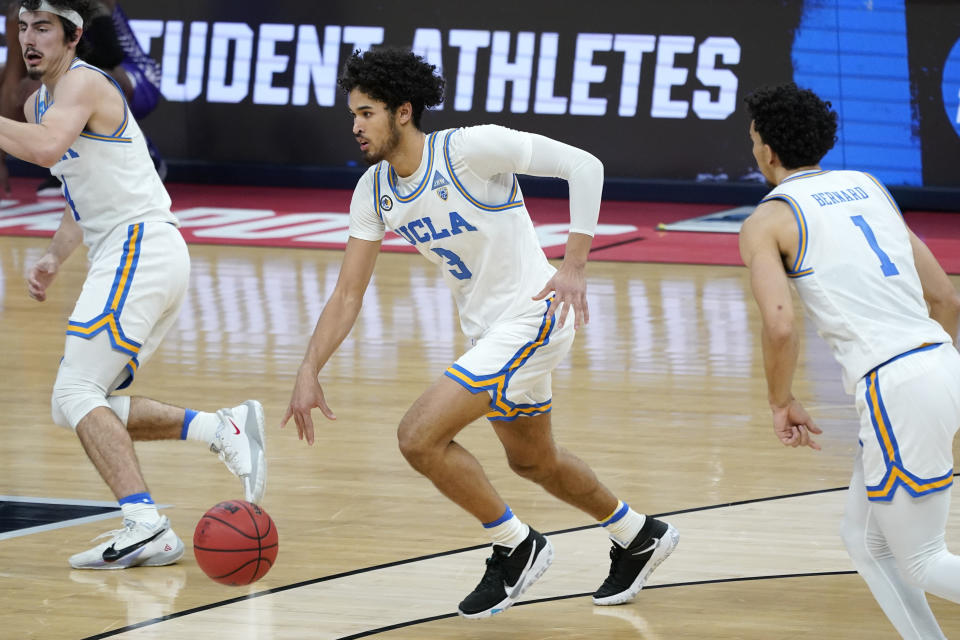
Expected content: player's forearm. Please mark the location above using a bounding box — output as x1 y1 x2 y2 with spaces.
46 208 83 264
562 232 593 269
762 324 798 408
0 117 63 167
299 292 364 375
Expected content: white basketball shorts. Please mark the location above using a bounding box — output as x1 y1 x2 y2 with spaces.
445 301 576 422
855 343 960 502
65 221 190 392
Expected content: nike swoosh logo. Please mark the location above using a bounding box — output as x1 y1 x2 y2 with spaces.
632 538 658 556
503 543 538 598
102 527 166 563
230 419 240 435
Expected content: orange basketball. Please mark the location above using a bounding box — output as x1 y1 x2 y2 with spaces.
193 500 278 585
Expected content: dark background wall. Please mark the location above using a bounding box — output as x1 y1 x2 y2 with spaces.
7 1 959 208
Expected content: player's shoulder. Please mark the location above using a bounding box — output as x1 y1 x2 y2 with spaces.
445 124 529 160
55 62 113 96
741 197 794 237
350 163 385 211
23 88 40 119
450 123 519 142
354 162 383 188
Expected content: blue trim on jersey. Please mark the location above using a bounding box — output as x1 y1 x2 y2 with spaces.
442 129 525 212
373 163 384 222
863 172 904 218
70 59 133 142
781 169 831 183
869 342 943 374
387 132 438 202
761 194 809 275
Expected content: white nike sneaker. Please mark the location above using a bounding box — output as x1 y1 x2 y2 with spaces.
212 399 267 504
68 516 184 570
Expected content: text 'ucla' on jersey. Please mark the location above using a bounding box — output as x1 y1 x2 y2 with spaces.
349 126 558 339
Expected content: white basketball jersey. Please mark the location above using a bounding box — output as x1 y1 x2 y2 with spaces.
764 169 951 392
36 60 176 256
349 127 556 338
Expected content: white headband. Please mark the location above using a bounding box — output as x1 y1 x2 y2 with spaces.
19 2 83 29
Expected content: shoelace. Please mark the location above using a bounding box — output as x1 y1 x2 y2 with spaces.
604 544 624 579
88 519 137 543
475 548 510 590
211 412 240 466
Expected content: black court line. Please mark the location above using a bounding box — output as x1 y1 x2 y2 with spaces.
79 484 860 640
335 570 859 640
587 235 646 254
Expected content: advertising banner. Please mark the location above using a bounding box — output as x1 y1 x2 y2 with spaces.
6 1 955 188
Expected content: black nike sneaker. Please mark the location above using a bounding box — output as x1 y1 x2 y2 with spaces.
68 515 184 569
458 527 554 618
593 517 679 605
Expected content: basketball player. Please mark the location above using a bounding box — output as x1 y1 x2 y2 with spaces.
740 83 960 638
1 0 167 195
10 0 266 569
281 48 678 618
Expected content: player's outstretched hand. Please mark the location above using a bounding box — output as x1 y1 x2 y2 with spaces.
532 261 589 329
771 398 822 451
280 365 336 446
26 253 60 302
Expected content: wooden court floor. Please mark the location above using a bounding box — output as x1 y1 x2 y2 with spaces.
1 235 959 639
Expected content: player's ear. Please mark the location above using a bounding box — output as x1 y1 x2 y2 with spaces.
759 142 776 169
397 101 413 126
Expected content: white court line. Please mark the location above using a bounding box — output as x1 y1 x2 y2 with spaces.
0 496 171 541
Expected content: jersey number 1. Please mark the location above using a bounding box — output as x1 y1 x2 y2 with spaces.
850 215 899 277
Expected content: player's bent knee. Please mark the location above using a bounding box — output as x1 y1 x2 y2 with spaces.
506 457 553 482
396 426 439 472
51 366 111 430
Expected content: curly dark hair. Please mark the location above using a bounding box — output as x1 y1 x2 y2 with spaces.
744 83 838 169
338 48 445 130
20 0 97 56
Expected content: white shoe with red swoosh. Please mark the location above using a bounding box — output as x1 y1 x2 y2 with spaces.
212 400 267 504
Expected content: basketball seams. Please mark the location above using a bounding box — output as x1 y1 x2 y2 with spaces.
200 514 262 540
194 500 277 585
239 500 265 580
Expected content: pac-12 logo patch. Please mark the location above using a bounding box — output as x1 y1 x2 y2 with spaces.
437 187 448 201
379 195 393 211
944 37 960 139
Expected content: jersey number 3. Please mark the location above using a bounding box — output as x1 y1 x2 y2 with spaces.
850 215 899 277
431 248 472 280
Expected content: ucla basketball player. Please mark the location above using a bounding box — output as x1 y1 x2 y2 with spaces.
740 83 960 639
7 0 266 569
281 47 678 619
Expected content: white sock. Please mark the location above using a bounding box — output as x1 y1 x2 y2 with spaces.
181 409 220 445
484 506 530 549
602 500 647 548
119 495 160 525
